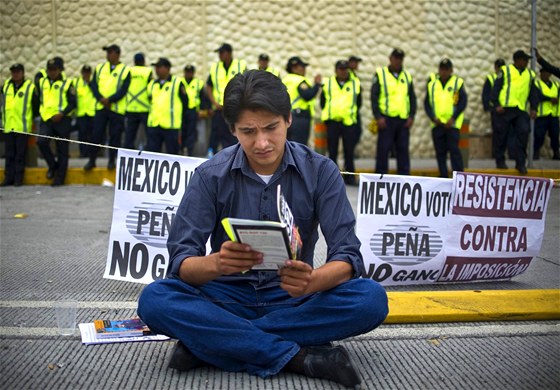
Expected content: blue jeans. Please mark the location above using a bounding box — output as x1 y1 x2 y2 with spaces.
137 277 388 378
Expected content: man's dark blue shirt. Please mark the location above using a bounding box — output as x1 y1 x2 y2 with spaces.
167 141 364 289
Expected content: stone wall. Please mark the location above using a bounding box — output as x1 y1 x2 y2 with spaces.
1 0 558 158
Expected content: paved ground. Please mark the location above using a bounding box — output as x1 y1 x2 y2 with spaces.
0 160 559 389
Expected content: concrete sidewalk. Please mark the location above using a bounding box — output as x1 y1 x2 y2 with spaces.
1 177 559 389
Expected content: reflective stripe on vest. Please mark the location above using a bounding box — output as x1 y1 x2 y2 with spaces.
74 77 96 117
535 79 560 117
376 66 411 119
210 59 246 106
498 64 535 111
147 76 183 129
126 66 152 113
1 79 34 133
428 74 464 129
282 73 315 115
39 77 70 121
95 62 129 114
321 76 360 126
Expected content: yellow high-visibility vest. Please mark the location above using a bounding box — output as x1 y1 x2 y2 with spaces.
209 59 247 106
535 79 560 117
147 76 183 130
427 74 465 129
1 79 35 133
126 66 152 113
94 62 130 114
321 76 360 126
73 77 96 117
375 66 412 119
487 72 498 88
282 73 315 115
181 77 204 110
498 64 535 111
264 67 280 78
39 77 71 121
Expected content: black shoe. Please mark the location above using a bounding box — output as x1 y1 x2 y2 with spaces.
83 160 96 171
496 162 508 169
47 166 57 179
303 345 362 388
168 341 202 371
51 180 64 187
517 166 528 175
553 154 560 160
107 159 116 170
14 180 23 187
0 180 14 187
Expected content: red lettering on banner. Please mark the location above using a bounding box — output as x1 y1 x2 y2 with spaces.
452 173 551 219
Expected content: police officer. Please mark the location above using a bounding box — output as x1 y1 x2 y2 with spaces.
533 68 559 160
36 58 76 186
371 48 417 175
34 56 67 90
145 58 188 155
1 64 39 186
124 52 152 150
205 43 246 157
84 44 130 171
282 56 322 145
257 53 280 77
181 65 204 156
73 65 96 157
491 50 538 174
482 58 510 164
320 60 361 185
424 59 468 178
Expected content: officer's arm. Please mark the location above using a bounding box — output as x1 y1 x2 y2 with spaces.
31 89 40 118
179 84 189 109
529 83 540 112
89 71 102 100
454 85 468 118
319 85 326 108
408 81 417 119
298 81 320 101
481 78 492 111
108 72 131 103
357 89 362 109
423 79 435 121
370 78 382 119
490 76 503 108
537 56 560 78
62 86 76 116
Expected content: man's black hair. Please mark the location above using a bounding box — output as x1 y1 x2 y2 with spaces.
223 70 291 131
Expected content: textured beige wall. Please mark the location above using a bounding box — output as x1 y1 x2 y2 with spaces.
1 0 559 158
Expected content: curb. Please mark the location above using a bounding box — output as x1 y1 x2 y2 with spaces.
385 289 560 323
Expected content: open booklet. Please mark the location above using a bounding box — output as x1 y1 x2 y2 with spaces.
79 322 170 345
221 185 302 270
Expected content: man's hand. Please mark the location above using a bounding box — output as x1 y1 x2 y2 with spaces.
404 118 414 128
530 110 537 120
215 241 263 275
314 74 322 85
278 260 313 297
534 48 542 61
100 97 110 108
433 118 443 126
495 106 505 114
445 118 454 129
551 97 558 105
52 113 64 123
376 116 387 130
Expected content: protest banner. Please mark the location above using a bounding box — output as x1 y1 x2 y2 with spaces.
103 149 205 284
438 172 553 283
356 174 453 286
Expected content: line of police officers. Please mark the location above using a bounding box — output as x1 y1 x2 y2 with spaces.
2 45 558 186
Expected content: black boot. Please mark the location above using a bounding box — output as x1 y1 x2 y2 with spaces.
168 341 203 371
